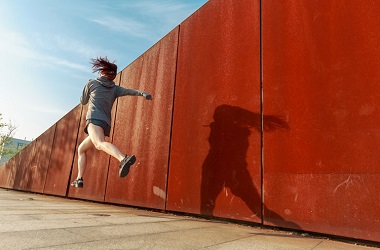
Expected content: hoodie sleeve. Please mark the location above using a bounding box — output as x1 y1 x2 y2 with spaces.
80 80 92 105
115 85 143 97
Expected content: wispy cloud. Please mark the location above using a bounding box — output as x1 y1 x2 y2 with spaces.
44 55 88 72
34 34 103 60
90 16 151 40
0 28 89 73
0 29 35 59
87 0 202 42
123 0 189 15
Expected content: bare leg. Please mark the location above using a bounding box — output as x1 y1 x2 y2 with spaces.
87 123 125 162
77 136 93 179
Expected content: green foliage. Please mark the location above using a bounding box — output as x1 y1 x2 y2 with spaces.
0 113 18 160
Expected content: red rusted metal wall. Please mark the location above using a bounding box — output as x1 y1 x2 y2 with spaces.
1 0 380 243
0 148 18 189
105 28 179 209
11 139 37 191
262 0 380 242
44 105 82 196
166 0 262 223
13 124 56 193
4 124 55 193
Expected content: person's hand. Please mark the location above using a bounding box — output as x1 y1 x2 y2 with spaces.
142 92 153 100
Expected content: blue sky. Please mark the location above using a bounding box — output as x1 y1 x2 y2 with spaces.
0 0 207 140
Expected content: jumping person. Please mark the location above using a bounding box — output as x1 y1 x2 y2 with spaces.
71 57 152 188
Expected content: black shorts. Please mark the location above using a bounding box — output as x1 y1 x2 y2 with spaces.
84 119 111 137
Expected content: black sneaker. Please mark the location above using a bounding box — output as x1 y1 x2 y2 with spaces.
71 178 83 188
119 155 136 177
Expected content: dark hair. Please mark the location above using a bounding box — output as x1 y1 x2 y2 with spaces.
91 56 117 80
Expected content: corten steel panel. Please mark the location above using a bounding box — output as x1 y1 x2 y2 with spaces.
166 0 262 223
67 74 121 202
0 155 16 189
12 139 37 191
104 28 178 209
44 105 82 196
0 161 8 187
263 0 380 241
13 124 56 193
264 174 380 241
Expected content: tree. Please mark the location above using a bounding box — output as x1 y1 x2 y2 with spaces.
0 113 18 160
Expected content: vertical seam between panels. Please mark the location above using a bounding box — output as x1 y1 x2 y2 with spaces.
103 72 123 202
42 124 58 193
260 0 265 224
165 26 181 210
65 105 84 197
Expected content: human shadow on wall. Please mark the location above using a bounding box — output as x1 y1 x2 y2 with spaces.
200 104 300 229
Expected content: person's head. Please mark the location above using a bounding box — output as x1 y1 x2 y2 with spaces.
91 56 117 81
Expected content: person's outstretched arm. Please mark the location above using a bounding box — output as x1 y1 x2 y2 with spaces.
116 86 153 100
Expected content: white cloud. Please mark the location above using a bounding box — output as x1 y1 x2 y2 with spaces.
0 29 35 59
88 0 202 42
44 56 88 72
0 28 89 73
34 34 100 59
90 16 151 40
123 0 189 15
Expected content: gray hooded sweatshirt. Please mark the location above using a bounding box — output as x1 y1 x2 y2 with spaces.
80 76 143 127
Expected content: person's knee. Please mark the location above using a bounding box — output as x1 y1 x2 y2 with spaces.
92 141 103 151
78 138 93 154
78 142 87 154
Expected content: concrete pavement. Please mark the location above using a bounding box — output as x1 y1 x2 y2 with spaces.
0 188 377 249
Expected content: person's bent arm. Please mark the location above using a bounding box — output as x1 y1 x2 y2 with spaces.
80 81 92 105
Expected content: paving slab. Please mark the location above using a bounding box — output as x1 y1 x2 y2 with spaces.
0 188 377 250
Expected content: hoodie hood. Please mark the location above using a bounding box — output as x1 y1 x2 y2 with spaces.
96 76 115 88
